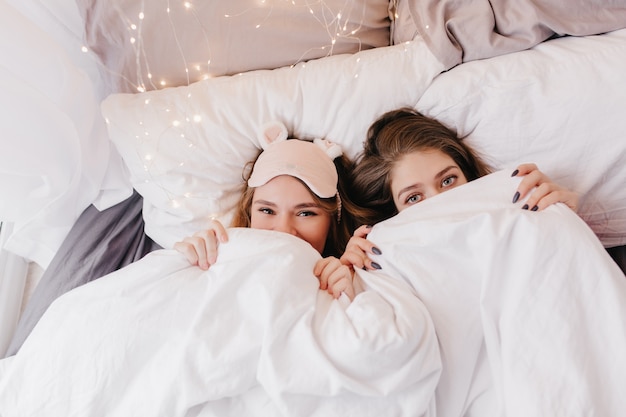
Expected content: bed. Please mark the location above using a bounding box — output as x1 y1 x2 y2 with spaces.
1 0 626 416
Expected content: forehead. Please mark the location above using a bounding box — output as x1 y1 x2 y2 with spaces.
391 149 457 188
252 175 316 203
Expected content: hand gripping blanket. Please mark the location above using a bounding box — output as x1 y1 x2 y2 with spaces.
1 171 625 417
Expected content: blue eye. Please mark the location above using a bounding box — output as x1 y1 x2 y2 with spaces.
259 207 274 215
406 194 423 205
442 176 457 187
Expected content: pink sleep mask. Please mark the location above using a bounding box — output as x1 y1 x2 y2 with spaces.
248 121 342 198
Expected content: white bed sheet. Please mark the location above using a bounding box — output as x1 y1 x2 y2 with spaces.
1 171 624 417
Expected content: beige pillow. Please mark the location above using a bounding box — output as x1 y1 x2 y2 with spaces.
77 0 392 93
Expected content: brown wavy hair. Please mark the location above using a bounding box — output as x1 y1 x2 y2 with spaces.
349 107 492 225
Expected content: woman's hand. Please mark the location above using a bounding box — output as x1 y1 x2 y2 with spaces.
340 225 382 271
511 163 579 212
315 256 356 301
173 219 229 270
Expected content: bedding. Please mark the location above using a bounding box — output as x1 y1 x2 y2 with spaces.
2 0 626 414
100 35 445 249
0 229 441 417
0 0 131 268
77 0 393 93
366 171 626 417
3 191 160 357
1 171 624 416
3 0 626 268
101 28 626 251
392 0 626 69
416 28 626 248
3 0 626 266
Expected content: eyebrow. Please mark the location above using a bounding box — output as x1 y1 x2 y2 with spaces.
252 200 321 209
396 165 459 200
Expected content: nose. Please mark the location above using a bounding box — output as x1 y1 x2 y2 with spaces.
425 186 442 200
428 189 442 198
273 215 297 237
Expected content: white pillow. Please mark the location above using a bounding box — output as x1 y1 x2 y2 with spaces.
102 38 445 248
417 29 626 247
78 0 393 93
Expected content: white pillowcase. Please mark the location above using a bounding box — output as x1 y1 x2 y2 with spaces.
417 29 626 247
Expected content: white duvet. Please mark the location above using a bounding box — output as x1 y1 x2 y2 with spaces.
1 171 625 417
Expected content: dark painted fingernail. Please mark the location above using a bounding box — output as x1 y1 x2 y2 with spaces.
366 225 373 229
512 191 520 203
531 205 539 211
372 247 382 255
362 266 367 271
371 262 382 270
522 204 529 210
511 169 519 177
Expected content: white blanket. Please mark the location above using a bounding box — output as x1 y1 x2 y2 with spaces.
367 171 626 417
0 231 440 416
1 171 625 417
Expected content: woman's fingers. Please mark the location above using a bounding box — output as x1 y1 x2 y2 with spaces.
524 186 580 212
511 163 538 177
187 230 217 268
352 224 372 239
511 165 579 212
326 265 356 300
314 257 333 290
340 235 382 271
209 219 229 243
512 168 545 203
329 276 355 301
173 240 201 266
315 257 355 300
173 219 230 269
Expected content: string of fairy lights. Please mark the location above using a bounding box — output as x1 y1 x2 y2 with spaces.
83 0 374 93
92 0 388 216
